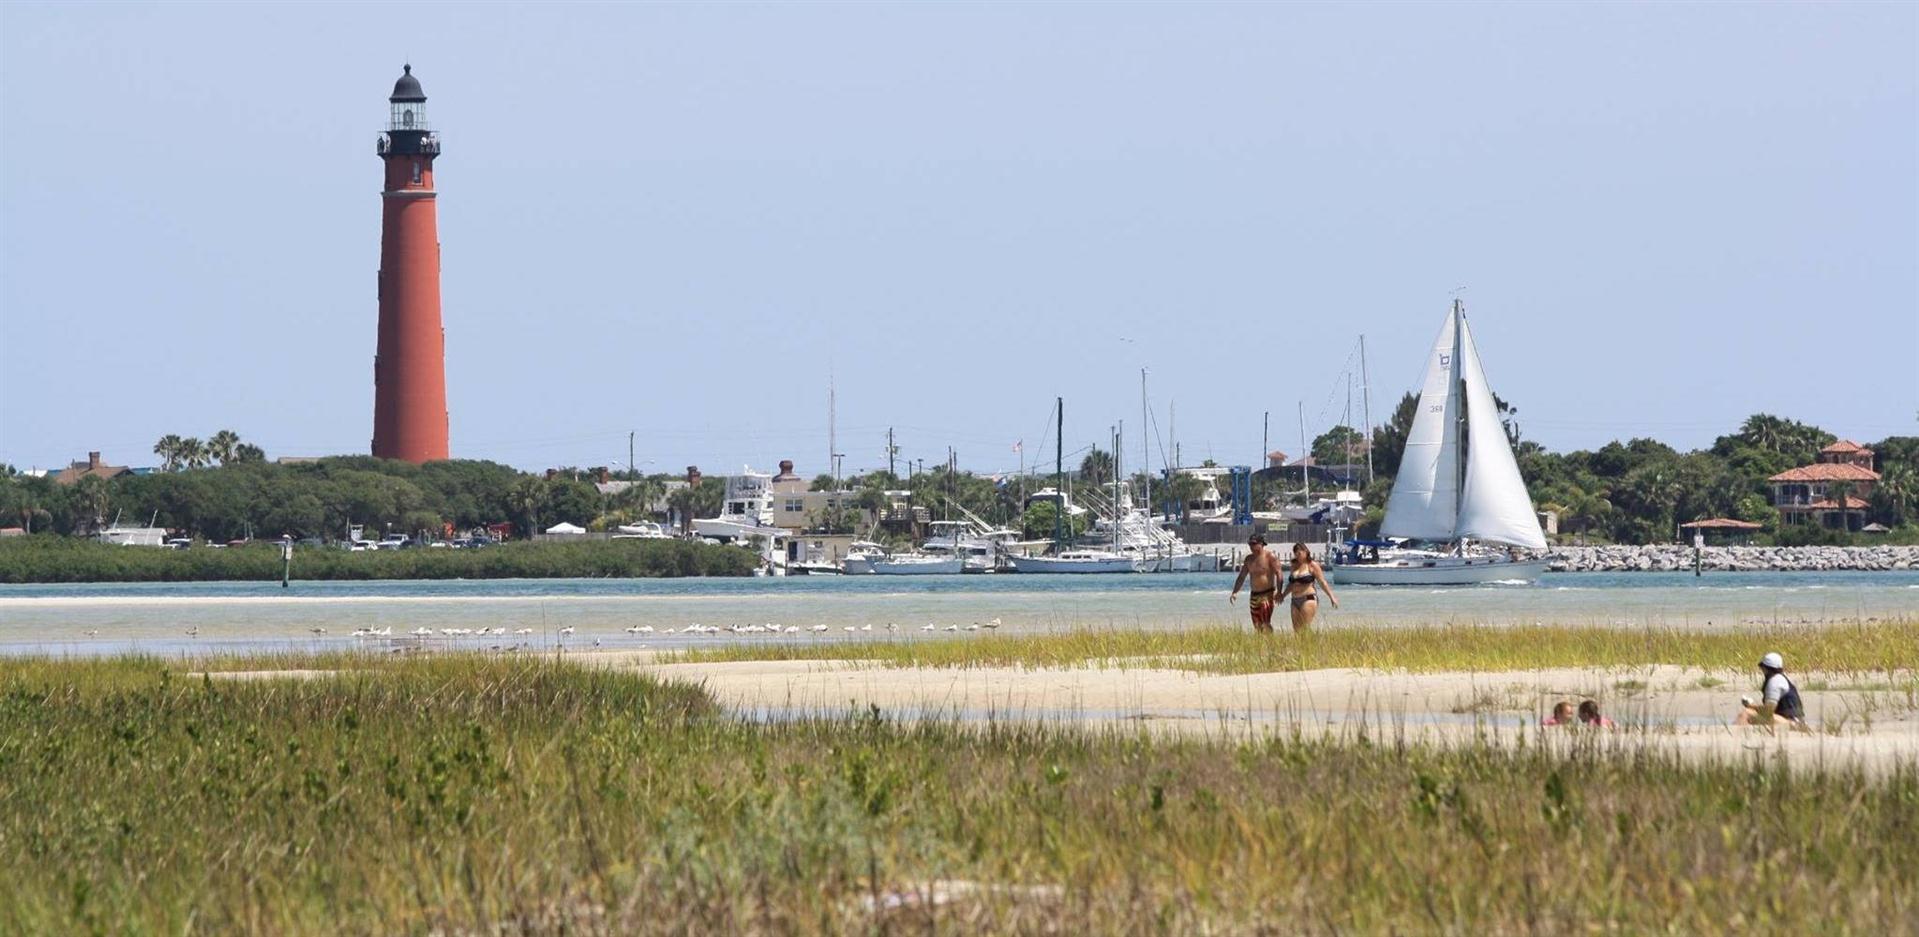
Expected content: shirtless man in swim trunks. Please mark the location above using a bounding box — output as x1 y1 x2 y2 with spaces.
1229 534 1284 634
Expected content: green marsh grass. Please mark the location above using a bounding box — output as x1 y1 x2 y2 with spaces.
2 655 1916 933
666 620 1919 676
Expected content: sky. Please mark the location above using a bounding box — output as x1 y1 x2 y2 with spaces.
2 2 1914 478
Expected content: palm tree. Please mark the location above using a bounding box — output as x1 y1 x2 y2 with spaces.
153 434 184 472
1739 414 1788 453
1078 448 1114 485
1827 480 1856 531
207 430 240 464
1870 463 1915 527
229 443 266 464
74 475 110 535
179 437 210 469
505 477 546 538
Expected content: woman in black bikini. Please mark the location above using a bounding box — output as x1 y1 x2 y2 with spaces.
1284 542 1338 632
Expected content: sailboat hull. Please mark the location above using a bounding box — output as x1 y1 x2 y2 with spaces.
1330 556 1545 586
1008 554 1147 574
869 557 966 575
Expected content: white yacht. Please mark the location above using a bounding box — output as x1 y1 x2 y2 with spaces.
692 470 790 566
1330 301 1547 585
612 521 671 539
840 540 889 575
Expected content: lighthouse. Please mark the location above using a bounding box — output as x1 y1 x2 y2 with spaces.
371 65 450 463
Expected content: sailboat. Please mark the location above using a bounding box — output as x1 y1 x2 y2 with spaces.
1330 300 1548 585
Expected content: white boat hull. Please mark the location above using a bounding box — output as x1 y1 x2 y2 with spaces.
1330 557 1545 585
869 557 965 575
841 555 879 575
1009 554 1147 574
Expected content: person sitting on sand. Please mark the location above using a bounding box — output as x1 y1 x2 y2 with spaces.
1735 652 1805 727
1577 699 1615 728
1542 701 1575 726
1229 535 1283 635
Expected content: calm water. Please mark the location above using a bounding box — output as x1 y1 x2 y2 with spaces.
2 571 1914 657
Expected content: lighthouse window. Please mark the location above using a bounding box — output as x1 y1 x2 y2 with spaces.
402 109 415 128
411 161 422 185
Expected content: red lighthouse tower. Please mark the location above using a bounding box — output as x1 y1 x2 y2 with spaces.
371 65 449 462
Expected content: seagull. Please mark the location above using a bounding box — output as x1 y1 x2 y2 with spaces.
985 618 1002 630
185 627 199 637
514 627 534 635
943 624 959 632
964 624 980 632
885 623 898 632
558 626 576 636
843 626 857 633
784 626 800 634
593 638 602 647
637 625 654 634
625 626 644 634
921 623 937 631
663 628 677 634
83 629 99 638
810 624 829 633
311 628 329 635
412 627 433 636
860 624 873 632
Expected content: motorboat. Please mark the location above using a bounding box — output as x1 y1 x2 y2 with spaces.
692 470 790 568
612 520 671 539
1329 300 1548 585
840 540 888 575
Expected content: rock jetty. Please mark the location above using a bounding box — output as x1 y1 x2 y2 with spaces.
1547 545 1918 573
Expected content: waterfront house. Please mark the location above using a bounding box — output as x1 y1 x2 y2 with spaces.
1768 440 1878 530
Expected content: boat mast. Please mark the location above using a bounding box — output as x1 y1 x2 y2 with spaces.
1141 368 1154 565
1297 400 1308 505
1451 298 1468 550
1054 397 1065 549
1360 335 1374 486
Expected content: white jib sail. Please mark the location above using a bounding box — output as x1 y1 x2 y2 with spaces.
1454 316 1548 549
1380 309 1461 541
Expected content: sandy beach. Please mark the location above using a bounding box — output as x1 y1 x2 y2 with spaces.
566 652 1919 771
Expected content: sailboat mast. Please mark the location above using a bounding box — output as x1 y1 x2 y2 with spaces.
1451 299 1468 547
1141 369 1152 535
1297 400 1308 503
1054 397 1064 549
1360 335 1374 486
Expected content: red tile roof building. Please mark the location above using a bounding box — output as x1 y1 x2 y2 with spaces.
1769 442 1877 530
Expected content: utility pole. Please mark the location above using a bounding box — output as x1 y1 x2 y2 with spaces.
1262 411 1269 468
828 371 837 485
885 427 898 478
628 431 636 479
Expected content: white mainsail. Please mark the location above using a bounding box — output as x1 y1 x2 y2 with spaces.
1454 316 1548 549
1379 301 1545 549
1379 311 1461 540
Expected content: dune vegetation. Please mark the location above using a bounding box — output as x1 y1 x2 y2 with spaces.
1 654 1915 934
665 620 1919 676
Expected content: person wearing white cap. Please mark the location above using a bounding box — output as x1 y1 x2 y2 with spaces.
1735 651 1805 726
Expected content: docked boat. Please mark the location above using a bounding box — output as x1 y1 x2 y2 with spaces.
692 470 790 569
1008 549 1147 574
1330 300 1548 585
839 540 889 575
612 521 671 539
869 553 966 575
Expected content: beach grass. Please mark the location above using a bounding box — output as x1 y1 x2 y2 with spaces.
2 655 1916 933
664 620 1919 675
